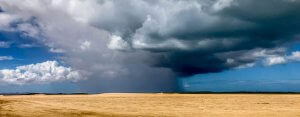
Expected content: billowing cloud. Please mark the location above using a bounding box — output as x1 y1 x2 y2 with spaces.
1 0 300 91
0 61 82 85
107 35 130 50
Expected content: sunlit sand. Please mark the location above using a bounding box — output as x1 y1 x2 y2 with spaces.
1 94 300 117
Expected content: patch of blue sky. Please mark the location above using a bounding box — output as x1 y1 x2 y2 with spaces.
0 31 58 69
178 62 300 92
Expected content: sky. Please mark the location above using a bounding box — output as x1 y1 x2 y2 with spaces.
1 0 300 93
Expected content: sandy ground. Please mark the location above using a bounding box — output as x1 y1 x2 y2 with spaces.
0 93 300 117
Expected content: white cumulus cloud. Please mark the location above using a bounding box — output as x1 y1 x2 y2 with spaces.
0 56 13 61
288 51 300 61
262 51 300 66
264 56 287 66
0 41 11 48
0 61 83 85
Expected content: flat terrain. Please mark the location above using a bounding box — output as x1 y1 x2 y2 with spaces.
1 94 300 117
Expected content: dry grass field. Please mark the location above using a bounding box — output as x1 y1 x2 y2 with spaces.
1 94 300 117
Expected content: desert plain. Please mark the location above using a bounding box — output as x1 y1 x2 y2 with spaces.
0 93 300 117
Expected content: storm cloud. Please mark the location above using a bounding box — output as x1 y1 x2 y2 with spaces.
0 0 300 91
84 0 300 76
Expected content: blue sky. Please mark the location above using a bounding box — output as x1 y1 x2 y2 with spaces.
178 62 300 92
178 44 300 92
0 31 57 69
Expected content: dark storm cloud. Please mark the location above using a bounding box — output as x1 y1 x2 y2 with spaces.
119 0 300 76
